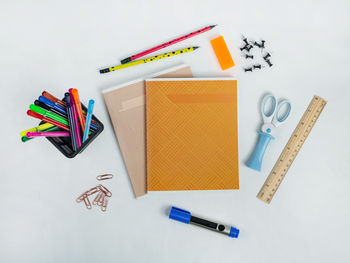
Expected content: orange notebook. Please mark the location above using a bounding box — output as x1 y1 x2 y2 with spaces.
146 78 239 191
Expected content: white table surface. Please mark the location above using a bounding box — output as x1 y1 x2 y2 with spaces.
1 1 350 262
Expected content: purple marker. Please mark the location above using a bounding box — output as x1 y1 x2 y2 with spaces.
65 93 78 151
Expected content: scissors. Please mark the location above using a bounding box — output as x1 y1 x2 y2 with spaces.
246 94 292 171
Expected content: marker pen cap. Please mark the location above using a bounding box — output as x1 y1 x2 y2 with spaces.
29 104 46 115
229 227 240 238
65 93 71 106
169 206 191 224
71 89 80 103
87 100 95 113
39 96 56 107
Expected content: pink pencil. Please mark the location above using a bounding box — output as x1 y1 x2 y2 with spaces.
120 25 217 64
26 131 70 138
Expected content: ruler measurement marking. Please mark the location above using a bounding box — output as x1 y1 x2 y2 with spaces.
257 96 327 204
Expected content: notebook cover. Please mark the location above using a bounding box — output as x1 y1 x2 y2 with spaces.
102 65 193 197
146 78 239 191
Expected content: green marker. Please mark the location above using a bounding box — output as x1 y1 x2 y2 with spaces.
29 104 69 126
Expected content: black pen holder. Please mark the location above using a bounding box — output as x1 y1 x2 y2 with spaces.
40 101 104 158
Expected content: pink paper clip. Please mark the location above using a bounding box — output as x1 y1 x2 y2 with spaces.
76 191 87 203
93 191 103 205
86 186 99 196
98 184 112 197
83 195 92 209
101 196 109 212
97 192 105 206
96 174 114 181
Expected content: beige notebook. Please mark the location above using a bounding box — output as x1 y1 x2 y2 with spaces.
103 65 193 197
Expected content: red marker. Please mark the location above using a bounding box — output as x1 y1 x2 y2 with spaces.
27 110 70 131
120 25 217 64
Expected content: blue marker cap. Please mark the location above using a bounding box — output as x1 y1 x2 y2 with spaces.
169 206 191 224
39 96 56 108
229 227 240 238
87 100 95 113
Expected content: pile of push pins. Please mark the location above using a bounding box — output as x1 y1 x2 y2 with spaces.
76 174 113 212
240 36 273 72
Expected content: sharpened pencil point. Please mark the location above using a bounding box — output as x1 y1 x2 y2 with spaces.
210 24 218 28
193 46 200 50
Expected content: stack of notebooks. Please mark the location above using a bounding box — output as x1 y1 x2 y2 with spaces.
103 64 239 197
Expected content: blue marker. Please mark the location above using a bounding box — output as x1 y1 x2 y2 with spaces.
169 206 239 238
82 100 95 143
39 96 67 115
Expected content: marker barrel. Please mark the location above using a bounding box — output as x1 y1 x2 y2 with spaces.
69 89 82 148
65 93 78 151
26 131 70 137
169 206 239 238
82 100 95 143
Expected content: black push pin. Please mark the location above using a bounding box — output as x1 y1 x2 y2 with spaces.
252 41 262 48
260 40 266 49
244 67 253 72
244 54 254 59
265 59 273 67
246 44 254 52
263 53 271 60
240 44 249 51
253 64 262 69
242 37 249 46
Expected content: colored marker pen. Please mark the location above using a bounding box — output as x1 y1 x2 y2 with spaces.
65 93 78 151
69 89 82 148
27 110 69 131
21 125 60 142
39 96 67 114
41 90 99 130
20 123 54 137
42 91 66 108
82 100 95 143
26 131 70 138
29 104 68 125
169 206 239 238
38 96 67 115
34 100 66 118
71 89 85 132
35 99 99 131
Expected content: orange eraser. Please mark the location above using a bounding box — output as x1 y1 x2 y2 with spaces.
210 36 235 70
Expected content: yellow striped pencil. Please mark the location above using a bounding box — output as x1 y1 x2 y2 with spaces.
100 46 199 74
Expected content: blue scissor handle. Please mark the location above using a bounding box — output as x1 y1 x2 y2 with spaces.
246 132 275 171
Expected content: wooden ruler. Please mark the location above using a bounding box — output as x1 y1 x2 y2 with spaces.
257 95 327 204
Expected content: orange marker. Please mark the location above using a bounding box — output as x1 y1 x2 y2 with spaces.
210 36 235 70
71 89 85 132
